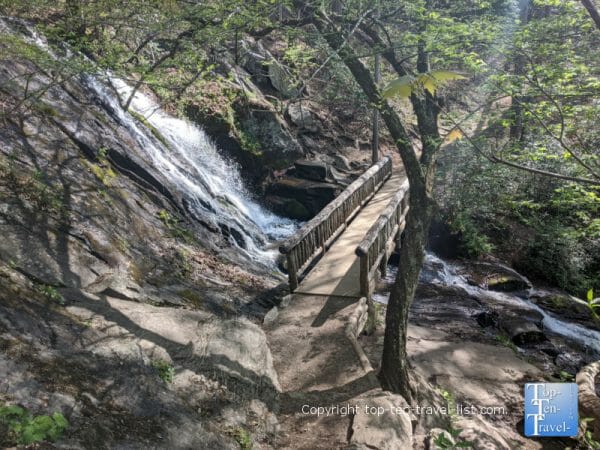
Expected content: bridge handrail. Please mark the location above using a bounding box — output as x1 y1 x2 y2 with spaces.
280 156 392 291
355 179 409 296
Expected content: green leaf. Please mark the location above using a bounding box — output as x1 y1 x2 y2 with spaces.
455 442 475 448
382 75 414 98
51 412 69 429
0 405 27 419
588 289 594 302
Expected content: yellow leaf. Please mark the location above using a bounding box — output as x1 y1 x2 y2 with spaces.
419 74 437 95
382 75 414 99
445 128 464 143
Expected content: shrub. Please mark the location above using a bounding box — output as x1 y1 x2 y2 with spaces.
0 404 69 445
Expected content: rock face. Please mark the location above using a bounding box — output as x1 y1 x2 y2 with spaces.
287 103 319 132
185 69 304 187
241 38 300 98
294 159 330 182
0 24 285 449
266 176 341 219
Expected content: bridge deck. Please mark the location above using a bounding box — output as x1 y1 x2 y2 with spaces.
294 172 404 298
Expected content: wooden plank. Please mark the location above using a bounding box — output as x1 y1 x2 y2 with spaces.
279 156 391 254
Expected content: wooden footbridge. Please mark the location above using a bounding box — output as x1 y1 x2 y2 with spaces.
279 156 409 298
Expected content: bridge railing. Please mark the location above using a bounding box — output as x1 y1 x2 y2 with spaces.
279 156 392 291
355 179 409 297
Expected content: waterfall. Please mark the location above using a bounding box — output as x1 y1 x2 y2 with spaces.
84 75 297 265
2 16 298 265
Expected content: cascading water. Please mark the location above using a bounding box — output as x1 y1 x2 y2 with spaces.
375 253 600 355
84 75 297 265
5 17 297 266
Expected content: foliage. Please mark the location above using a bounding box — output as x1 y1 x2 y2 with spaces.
233 427 253 450
0 404 69 445
158 209 195 243
38 284 65 305
152 359 175 383
495 334 517 353
383 71 466 99
565 418 600 450
433 426 474 449
586 289 600 322
435 389 474 449
558 370 575 382
364 301 383 335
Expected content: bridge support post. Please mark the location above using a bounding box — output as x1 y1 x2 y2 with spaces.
287 254 298 292
359 254 370 298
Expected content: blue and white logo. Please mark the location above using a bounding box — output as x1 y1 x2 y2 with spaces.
524 383 578 437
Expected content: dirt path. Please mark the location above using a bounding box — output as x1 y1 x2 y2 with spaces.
266 294 412 449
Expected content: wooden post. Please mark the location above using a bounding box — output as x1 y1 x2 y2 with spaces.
287 253 298 291
360 253 370 297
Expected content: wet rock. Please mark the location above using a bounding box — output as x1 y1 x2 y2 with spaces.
185 65 304 187
475 310 499 328
530 291 600 331
555 352 587 375
266 177 340 218
498 316 545 345
265 195 311 220
462 261 532 293
294 159 329 182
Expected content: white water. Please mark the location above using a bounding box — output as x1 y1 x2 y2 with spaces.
84 75 297 265
5 17 297 266
375 254 600 355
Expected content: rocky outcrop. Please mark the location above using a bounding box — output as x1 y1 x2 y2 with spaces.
348 390 413 450
463 261 532 293
0 25 287 448
185 67 304 187
240 38 300 98
266 176 341 219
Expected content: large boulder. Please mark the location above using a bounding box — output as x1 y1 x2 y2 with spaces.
287 103 319 131
240 38 300 98
266 177 341 218
530 291 600 331
294 159 329 182
347 390 413 450
462 261 532 293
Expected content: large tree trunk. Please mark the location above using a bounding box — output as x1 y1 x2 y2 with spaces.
581 0 600 29
379 186 434 402
299 2 440 403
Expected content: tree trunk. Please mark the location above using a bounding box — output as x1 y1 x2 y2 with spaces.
379 187 433 402
300 3 439 403
581 0 600 29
